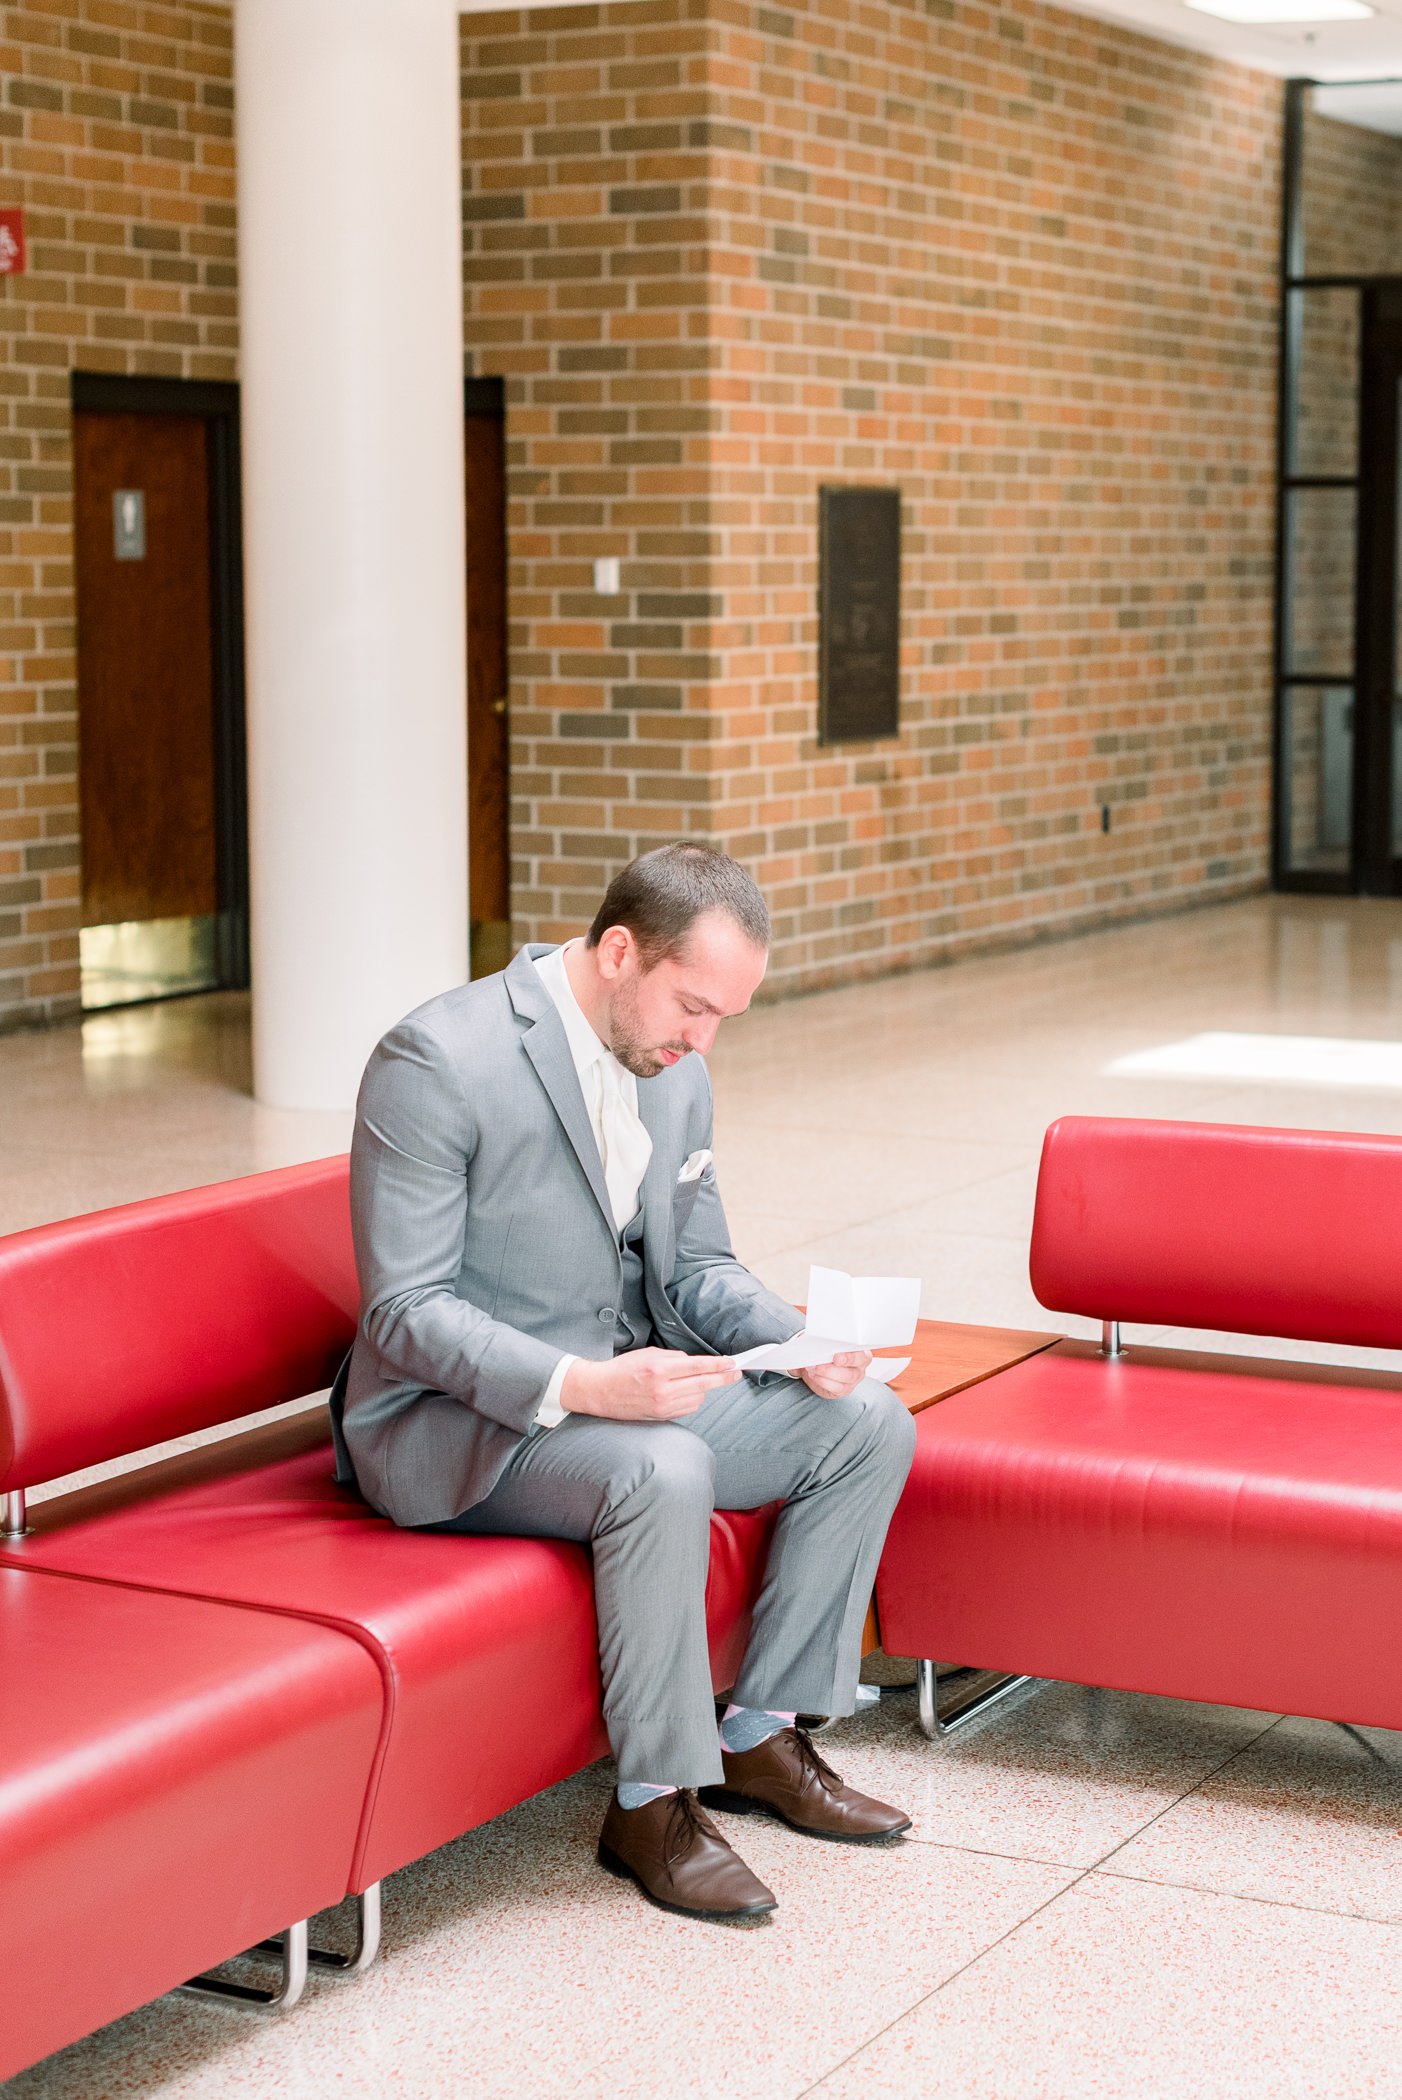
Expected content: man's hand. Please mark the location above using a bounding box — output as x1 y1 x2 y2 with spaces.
562 1347 739 1422
801 1349 873 1399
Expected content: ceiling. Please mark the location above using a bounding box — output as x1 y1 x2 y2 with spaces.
1050 0 1402 87
460 0 1402 105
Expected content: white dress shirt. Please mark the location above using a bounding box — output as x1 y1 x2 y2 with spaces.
531 941 654 1425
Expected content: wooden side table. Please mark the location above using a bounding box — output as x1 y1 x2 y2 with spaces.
878 1316 1061 1417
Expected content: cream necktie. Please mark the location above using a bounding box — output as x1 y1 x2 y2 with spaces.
597 1053 653 1231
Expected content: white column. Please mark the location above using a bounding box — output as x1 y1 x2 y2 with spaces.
236 0 468 1112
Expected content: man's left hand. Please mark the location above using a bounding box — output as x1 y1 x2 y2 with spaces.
801 1349 872 1398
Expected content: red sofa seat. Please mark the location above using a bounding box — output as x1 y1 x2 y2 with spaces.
0 1158 779 1902
2 1410 777 1890
877 1339 1402 1728
0 1563 381 2082
875 1116 1402 1733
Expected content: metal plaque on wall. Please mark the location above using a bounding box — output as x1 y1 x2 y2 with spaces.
818 485 900 744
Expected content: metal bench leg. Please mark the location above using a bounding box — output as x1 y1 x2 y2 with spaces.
252 1884 381 1975
917 1658 1038 1740
182 1920 308 2012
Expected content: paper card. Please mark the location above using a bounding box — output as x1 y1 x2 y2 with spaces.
807 1265 920 1348
734 1266 921 1375
865 1356 911 1385
732 1333 849 1373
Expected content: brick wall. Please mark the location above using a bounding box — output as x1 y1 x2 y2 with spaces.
0 0 234 1030
0 0 1283 1030
464 0 1282 995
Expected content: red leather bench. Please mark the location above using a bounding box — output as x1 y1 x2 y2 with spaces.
876 1115 1402 1737
0 1562 381 2082
0 1158 777 2077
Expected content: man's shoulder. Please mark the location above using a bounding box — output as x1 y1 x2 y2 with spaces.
379 967 525 1066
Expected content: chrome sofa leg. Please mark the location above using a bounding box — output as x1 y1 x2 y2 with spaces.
182 1920 308 2011
253 1884 381 1975
917 1658 1038 1740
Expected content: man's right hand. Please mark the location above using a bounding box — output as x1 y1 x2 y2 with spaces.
562 1348 739 1422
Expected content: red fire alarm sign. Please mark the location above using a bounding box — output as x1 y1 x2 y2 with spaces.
0 211 26 275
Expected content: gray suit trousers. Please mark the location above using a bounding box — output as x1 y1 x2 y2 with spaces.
423 1372 917 1787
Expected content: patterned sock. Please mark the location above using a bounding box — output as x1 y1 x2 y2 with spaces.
617 1781 678 1810
719 1703 797 1754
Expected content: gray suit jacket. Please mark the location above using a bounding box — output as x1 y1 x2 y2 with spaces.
331 944 803 1527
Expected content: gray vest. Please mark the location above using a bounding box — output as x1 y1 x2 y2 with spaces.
615 1209 653 1352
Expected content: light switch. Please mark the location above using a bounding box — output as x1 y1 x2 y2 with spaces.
593 557 620 594
113 489 145 561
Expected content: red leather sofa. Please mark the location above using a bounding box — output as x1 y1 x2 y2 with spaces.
877 1115 1402 1738
17 1115 1395 2078
0 1158 777 2081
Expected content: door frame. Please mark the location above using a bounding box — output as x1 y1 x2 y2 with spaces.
70 370 249 988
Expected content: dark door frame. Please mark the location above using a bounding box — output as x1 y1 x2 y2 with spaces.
71 370 249 988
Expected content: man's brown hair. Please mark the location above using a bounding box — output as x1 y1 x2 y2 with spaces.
585 843 771 964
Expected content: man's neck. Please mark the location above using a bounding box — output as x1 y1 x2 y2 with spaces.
561 938 613 1050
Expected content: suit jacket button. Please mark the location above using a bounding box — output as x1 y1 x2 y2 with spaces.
598 1308 617 1323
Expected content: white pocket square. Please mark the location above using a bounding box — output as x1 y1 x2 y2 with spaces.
677 1150 713 1183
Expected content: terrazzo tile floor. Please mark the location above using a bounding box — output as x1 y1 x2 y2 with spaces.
10 892 1402 2095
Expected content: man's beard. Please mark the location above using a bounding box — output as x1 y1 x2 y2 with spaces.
607 974 689 1079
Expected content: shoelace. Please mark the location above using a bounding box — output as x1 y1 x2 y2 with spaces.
790 1725 845 1795
663 1789 709 1871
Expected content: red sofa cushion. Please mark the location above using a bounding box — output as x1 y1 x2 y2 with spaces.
2 1412 779 1890
0 1157 355 1491
1031 1115 1402 1351
0 1563 381 2083
875 1340 1402 1730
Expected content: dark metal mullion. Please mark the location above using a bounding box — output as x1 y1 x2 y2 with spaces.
1273 80 1308 887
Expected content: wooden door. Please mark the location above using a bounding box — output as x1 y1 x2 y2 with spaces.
74 411 217 929
465 409 511 977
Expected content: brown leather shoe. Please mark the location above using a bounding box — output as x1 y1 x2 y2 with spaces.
597 1789 778 1920
700 1727 911 1844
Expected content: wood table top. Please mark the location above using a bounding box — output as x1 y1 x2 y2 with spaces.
873 1318 1062 1414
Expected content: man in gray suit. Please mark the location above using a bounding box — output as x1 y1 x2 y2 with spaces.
334 844 916 1920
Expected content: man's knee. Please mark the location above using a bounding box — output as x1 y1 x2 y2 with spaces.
853 1378 918 1479
612 1422 716 1520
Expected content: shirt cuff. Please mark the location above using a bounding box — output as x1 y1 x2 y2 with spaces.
535 1353 576 1428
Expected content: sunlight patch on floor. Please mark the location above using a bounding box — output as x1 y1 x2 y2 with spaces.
1106 1031 1402 1089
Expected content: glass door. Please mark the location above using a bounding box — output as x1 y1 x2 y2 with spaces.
1355 293 1402 893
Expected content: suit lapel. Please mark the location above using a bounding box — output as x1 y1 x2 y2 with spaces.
508 946 616 1236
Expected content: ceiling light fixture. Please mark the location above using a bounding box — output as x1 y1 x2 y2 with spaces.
1185 0 1372 19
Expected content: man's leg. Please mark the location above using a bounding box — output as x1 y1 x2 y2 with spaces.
425 1414 778 1920
686 1372 917 1724
426 1414 727 1787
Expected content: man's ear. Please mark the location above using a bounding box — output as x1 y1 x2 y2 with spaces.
593 924 635 980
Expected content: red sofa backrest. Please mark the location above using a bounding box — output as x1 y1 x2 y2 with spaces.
1030 1115 1402 1350
0 1157 357 1493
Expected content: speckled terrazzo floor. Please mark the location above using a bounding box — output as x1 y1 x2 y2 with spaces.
10 892 1402 2096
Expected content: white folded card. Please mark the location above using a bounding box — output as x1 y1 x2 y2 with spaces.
733 1265 920 1375
864 1356 911 1385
